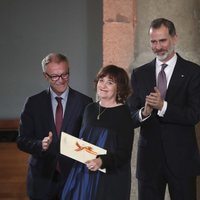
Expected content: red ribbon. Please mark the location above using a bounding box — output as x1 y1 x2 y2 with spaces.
75 142 97 155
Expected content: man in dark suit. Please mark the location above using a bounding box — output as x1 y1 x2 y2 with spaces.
17 53 93 200
128 18 200 200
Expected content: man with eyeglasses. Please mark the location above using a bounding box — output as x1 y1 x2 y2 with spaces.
17 53 93 200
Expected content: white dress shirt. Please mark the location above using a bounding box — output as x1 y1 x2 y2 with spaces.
50 87 69 122
139 53 177 120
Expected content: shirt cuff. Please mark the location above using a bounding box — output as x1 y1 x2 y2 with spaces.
157 101 167 117
139 107 151 122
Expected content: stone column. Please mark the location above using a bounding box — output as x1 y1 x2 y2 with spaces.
103 0 136 70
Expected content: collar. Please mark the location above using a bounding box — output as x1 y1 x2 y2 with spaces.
49 87 69 101
156 53 177 69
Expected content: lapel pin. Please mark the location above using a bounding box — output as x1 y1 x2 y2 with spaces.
181 74 184 78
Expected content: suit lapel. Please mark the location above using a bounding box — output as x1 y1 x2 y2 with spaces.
45 89 57 135
62 88 75 130
146 60 157 93
166 56 186 100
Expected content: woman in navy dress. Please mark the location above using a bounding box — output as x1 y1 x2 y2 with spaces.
61 65 134 200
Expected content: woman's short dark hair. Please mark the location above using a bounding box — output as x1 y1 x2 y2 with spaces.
94 65 131 104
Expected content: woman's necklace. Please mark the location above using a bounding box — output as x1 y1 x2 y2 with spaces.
97 103 107 120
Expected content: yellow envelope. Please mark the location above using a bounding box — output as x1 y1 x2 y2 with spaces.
60 131 107 173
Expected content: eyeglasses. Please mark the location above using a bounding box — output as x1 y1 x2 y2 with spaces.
45 72 69 81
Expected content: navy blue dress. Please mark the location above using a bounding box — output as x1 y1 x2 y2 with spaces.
61 102 134 200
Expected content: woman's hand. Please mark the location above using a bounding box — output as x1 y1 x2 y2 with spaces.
85 157 102 171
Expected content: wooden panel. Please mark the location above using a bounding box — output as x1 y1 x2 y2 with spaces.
0 119 19 131
0 143 28 200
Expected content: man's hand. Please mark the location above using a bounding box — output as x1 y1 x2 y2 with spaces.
142 101 153 117
42 131 53 151
145 87 164 110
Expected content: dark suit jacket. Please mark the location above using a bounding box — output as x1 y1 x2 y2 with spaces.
17 87 92 199
128 54 200 180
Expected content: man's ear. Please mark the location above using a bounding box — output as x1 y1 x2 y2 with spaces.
43 72 48 80
173 34 178 45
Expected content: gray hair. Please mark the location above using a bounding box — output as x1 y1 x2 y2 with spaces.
41 53 69 72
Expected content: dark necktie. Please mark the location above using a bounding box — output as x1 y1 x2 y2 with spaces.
157 63 168 99
55 97 63 135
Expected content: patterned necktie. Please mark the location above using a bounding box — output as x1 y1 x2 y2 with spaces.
55 97 63 135
157 64 168 99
